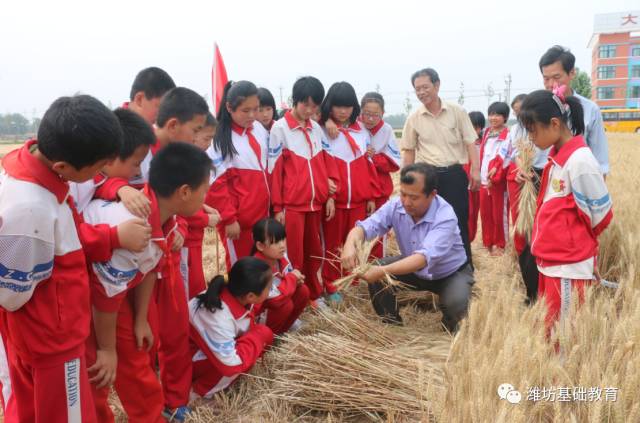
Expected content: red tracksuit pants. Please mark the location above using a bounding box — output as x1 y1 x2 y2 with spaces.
479 184 507 249
262 284 310 335
284 210 325 300
538 274 591 336
186 245 206 299
151 252 192 409
0 330 17 422
322 205 367 293
507 174 526 255
218 227 254 271
6 346 96 423
191 324 273 398
86 299 164 423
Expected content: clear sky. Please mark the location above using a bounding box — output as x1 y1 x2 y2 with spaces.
1 0 638 119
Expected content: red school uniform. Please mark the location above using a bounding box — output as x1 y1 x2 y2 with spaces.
321 121 379 290
89 139 192 409
82 186 172 423
479 127 509 250
269 111 340 300
253 252 310 335
0 141 96 423
532 135 612 332
189 288 273 398
205 122 272 269
366 119 401 258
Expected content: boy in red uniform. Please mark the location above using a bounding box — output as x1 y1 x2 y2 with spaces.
84 142 211 423
94 88 209 419
270 76 339 301
0 95 123 423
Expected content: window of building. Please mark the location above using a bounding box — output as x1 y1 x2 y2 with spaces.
632 46 640 57
599 45 616 58
631 86 640 99
597 87 615 99
597 66 616 79
632 65 640 78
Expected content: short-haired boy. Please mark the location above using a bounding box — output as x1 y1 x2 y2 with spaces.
0 95 122 422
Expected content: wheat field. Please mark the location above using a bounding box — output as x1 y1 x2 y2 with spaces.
186 133 640 423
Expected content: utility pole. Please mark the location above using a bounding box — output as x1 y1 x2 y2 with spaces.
485 83 495 107
375 83 381 93
458 82 465 106
504 73 512 104
278 86 284 105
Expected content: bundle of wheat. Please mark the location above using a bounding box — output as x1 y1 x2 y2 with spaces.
514 137 539 242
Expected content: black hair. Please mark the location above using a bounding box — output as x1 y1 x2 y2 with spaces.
361 92 385 113
156 87 209 128
468 111 486 130
204 112 217 129
539 45 575 74
38 95 122 169
511 94 527 108
319 82 360 126
197 257 272 313
400 163 439 195
411 68 440 87
129 67 176 101
257 87 277 114
487 102 510 123
292 76 325 106
148 142 211 198
518 90 584 136
113 108 155 160
251 218 286 255
214 81 259 160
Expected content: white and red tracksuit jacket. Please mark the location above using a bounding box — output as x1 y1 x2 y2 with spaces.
189 288 273 398
479 127 509 185
366 119 401 200
531 135 613 279
322 121 379 209
82 187 175 312
270 111 339 213
205 122 272 229
0 141 91 365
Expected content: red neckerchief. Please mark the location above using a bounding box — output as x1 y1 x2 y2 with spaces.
220 287 254 320
143 184 179 310
121 101 130 109
253 251 288 278
285 110 314 154
232 122 263 167
367 118 385 136
1 140 68 203
338 121 363 157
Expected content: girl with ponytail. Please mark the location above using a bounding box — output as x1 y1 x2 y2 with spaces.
188 257 274 398
205 81 273 269
518 88 612 337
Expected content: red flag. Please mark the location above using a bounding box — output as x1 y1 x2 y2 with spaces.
211 43 228 115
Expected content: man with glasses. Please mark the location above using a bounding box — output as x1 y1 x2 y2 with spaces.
402 68 480 264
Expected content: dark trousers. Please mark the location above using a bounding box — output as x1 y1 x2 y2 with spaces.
436 165 472 267
518 244 539 304
368 256 474 332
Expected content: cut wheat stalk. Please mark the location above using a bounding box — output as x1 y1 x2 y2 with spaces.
514 137 539 243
